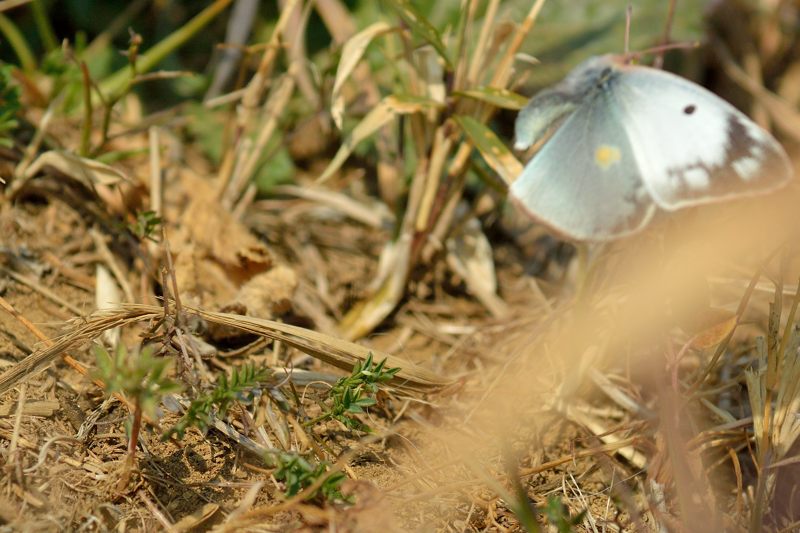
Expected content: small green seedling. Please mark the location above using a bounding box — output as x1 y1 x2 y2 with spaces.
272 451 349 503
93 344 181 491
163 364 349 505
307 353 400 432
0 64 20 148
544 496 586 533
128 210 163 241
165 363 272 439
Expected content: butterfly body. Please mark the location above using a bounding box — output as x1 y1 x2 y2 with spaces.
511 54 793 241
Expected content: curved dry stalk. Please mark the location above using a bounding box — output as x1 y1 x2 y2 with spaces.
0 302 451 397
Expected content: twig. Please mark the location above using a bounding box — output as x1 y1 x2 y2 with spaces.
148 126 163 217
138 490 178 533
23 435 81 473
8 382 27 459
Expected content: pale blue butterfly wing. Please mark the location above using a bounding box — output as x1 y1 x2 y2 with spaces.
614 65 792 210
511 60 655 241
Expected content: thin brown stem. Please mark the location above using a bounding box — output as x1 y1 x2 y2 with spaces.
117 396 142 491
79 62 92 157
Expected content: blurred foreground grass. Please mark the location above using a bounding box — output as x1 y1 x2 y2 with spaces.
1 0 800 531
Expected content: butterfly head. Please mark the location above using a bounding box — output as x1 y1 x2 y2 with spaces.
562 55 624 94
514 56 624 152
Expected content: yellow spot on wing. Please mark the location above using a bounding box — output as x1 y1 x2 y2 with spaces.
594 144 621 170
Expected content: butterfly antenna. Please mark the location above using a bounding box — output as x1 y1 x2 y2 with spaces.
624 4 633 55
628 41 700 64
654 0 678 69
623 0 693 67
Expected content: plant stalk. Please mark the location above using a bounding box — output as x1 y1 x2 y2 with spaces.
117 396 142 491
99 0 235 102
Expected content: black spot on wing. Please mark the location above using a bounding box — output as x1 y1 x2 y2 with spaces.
665 113 789 201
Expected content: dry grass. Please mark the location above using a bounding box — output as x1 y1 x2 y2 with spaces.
0 0 800 531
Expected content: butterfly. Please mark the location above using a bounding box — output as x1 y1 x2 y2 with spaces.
510 54 794 241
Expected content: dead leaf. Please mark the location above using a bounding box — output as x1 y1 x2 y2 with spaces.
339 233 411 340
446 211 508 318
173 503 220 533
175 174 273 281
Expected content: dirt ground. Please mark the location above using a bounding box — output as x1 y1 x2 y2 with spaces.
1 1 800 531
0 173 672 531
4 160 797 532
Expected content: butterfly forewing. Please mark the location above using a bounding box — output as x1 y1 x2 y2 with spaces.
510 85 656 241
616 66 792 210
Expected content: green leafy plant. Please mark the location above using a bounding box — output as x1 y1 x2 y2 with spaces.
272 451 350 503
40 46 83 106
307 353 400 432
128 210 163 241
166 363 272 439
321 0 539 340
93 344 181 490
0 64 21 148
503 450 585 532
543 496 586 533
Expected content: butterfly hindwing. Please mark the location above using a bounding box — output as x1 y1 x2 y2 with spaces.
510 85 656 241
615 66 792 210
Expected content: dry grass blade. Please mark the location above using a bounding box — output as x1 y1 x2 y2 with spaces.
223 69 297 207
0 0 31 13
453 87 528 110
0 306 144 397
464 0 499 88
183 304 449 389
9 149 130 199
242 0 299 107
338 234 412 340
0 303 450 396
744 276 800 528
331 21 395 129
415 127 453 232
215 0 300 198
489 0 547 90
446 215 508 318
272 184 393 229
317 95 443 184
